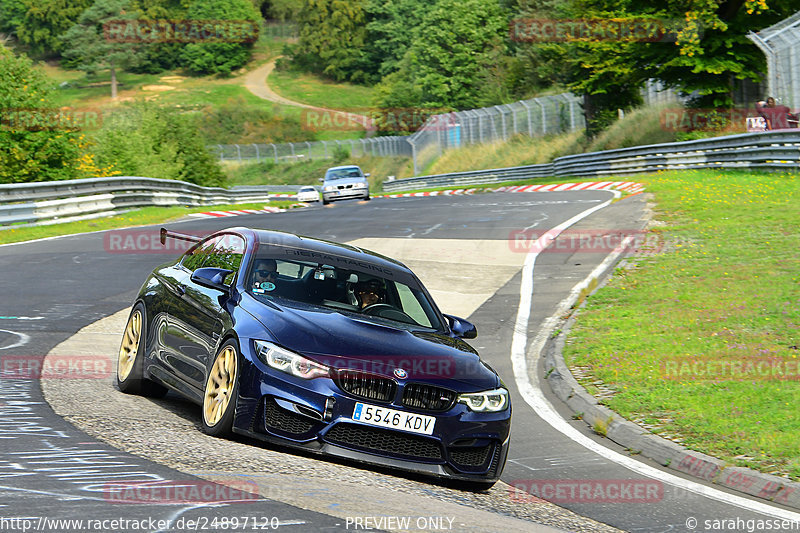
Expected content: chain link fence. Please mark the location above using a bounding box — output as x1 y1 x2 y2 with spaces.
749 11 800 110
406 94 585 174
212 93 586 172
210 137 413 164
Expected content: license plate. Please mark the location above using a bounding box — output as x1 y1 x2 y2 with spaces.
352 402 435 435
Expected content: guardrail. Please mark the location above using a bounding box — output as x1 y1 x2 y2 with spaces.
383 130 800 192
0 177 302 227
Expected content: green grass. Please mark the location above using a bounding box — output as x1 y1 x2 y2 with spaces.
267 68 375 111
0 201 299 246
563 169 800 479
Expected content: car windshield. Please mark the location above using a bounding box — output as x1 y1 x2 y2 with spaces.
325 168 363 180
247 255 442 331
300 187 315 192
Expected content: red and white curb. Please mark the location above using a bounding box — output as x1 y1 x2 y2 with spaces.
188 206 287 219
187 181 644 219
377 180 644 198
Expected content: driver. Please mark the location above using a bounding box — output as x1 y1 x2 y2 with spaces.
355 279 385 309
252 259 278 294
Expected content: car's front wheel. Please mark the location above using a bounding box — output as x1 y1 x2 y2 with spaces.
115 303 168 397
201 339 240 437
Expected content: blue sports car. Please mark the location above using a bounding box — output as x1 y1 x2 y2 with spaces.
117 227 511 489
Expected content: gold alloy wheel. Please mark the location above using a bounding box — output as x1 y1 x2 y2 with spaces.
203 345 238 427
117 309 142 382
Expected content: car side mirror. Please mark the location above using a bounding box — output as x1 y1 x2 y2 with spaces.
318 177 324 182
443 314 477 339
364 173 371 177
191 267 233 292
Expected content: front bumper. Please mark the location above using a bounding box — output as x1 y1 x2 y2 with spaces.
322 185 369 202
233 352 511 483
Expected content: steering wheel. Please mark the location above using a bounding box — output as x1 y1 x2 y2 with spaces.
362 303 417 324
361 303 395 315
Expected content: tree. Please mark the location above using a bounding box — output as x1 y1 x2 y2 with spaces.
360 0 430 83
179 0 261 76
60 0 142 99
0 45 87 183
12 0 92 55
561 0 798 132
373 0 510 111
295 0 368 82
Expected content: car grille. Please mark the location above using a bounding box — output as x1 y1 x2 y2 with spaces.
263 398 316 436
402 383 457 412
325 423 443 460
450 444 493 467
335 371 396 403
338 184 353 189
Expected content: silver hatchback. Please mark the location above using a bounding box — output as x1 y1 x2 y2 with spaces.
320 165 370 205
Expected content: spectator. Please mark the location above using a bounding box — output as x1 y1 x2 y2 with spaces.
755 97 797 130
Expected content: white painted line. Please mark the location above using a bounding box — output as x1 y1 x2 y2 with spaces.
0 329 30 350
510 195 800 520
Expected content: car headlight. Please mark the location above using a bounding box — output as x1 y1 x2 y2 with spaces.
254 340 329 379
324 185 336 192
355 182 367 188
457 388 509 412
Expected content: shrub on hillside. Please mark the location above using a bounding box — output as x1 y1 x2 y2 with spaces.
92 102 225 187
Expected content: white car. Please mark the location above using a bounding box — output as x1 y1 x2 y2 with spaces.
296 186 320 203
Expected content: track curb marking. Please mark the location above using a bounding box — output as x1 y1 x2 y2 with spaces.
522 190 800 513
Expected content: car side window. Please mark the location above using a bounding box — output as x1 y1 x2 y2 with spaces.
181 237 218 272
204 235 245 285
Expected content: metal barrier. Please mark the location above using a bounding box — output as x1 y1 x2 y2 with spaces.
6 131 799 226
382 130 800 192
0 177 300 227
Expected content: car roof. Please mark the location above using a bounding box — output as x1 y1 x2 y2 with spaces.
248 228 410 274
326 165 362 171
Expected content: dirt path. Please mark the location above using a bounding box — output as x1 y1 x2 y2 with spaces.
242 59 374 134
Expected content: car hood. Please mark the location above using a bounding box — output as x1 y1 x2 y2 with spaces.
243 297 498 390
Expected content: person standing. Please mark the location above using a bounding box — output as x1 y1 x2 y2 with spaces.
755 97 797 130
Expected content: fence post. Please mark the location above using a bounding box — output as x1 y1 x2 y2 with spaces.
217 144 224 162
306 141 312 159
497 106 508 139
270 143 278 163
519 100 533 137
236 144 241 162
410 138 418 176
535 99 546 135
561 94 575 131
252 144 260 162
290 143 296 160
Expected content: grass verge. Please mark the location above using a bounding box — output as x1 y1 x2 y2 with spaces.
0 201 299 246
267 68 375 111
563 169 800 479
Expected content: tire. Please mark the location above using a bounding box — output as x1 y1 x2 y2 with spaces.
201 339 240 437
364 195 371 201
115 303 168 397
322 198 330 205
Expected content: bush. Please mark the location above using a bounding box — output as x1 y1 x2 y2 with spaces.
92 102 225 187
0 45 88 183
179 0 261 76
